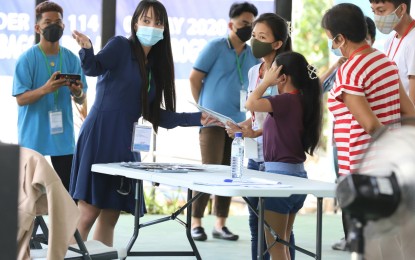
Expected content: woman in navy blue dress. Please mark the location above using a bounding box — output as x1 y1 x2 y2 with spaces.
70 0 210 246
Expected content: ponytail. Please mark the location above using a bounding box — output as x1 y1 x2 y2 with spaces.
275 52 322 155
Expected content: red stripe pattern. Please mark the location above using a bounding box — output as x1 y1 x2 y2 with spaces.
328 49 401 176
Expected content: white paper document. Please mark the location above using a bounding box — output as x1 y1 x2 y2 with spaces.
193 177 292 188
190 101 238 127
244 138 259 159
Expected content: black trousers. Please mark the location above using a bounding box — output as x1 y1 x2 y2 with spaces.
51 154 73 192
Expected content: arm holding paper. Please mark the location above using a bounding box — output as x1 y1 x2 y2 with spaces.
201 112 224 127
190 102 239 128
226 120 262 139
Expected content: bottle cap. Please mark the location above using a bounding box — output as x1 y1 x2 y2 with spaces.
235 132 242 138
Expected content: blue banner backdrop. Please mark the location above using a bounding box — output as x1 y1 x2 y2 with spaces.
116 0 274 79
0 0 35 76
1 0 274 78
0 0 102 76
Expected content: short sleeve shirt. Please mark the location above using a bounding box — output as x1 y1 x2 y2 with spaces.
328 49 401 176
263 93 305 163
12 44 88 156
194 37 259 122
384 28 415 94
247 63 278 161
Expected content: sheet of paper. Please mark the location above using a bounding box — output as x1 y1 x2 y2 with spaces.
190 101 238 127
244 138 259 159
120 162 204 172
193 177 292 188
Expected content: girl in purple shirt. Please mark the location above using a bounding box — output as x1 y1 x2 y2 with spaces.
245 52 322 259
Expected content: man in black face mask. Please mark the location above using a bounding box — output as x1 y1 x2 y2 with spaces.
12 1 88 192
189 2 259 242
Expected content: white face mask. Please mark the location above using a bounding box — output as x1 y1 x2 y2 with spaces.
374 5 403 34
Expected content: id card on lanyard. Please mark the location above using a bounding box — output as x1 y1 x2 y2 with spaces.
49 91 63 135
131 72 154 152
131 120 153 152
39 45 64 135
240 89 248 112
49 109 63 134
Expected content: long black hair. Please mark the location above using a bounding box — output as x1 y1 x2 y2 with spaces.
253 13 292 55
129 0 176 132
275 52 322 155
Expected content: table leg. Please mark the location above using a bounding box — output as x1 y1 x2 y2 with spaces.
186 189 201 260
257 197 264 260
126 180 142 254
316 197 323 260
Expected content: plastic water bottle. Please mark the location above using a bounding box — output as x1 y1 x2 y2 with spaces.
231 132 244 179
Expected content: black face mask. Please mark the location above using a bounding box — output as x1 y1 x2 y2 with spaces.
42 23 63 43
250 38 274 59
235 26 252 42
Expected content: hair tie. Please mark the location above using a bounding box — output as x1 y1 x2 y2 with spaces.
307 64 318 80
286 21 292 38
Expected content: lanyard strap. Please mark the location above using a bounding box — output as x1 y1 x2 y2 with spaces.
38 44 62 107
148 70 152 92
235 51 246 88
349 44 371 60
228 38 247 88
387 20 415 60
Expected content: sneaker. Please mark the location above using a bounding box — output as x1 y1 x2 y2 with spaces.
212 227 239 241
331 237 349 251
191 227 207 241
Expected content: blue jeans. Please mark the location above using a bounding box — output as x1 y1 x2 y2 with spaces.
247 160 296 260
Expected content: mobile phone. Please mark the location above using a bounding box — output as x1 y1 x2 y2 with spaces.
55 73 81 84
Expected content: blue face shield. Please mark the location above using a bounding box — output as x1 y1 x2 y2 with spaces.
136 26 164 47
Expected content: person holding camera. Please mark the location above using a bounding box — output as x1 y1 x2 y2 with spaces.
12 1 87 191
70 0 214 246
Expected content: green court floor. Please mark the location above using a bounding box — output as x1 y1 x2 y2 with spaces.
109 213 351 260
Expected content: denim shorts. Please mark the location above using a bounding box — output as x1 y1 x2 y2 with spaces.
263 162 308 214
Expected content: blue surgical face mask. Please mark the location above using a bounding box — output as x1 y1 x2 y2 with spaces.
136 26 164 47
327 36 343 57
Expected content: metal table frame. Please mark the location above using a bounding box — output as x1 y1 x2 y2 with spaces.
91 163 335 259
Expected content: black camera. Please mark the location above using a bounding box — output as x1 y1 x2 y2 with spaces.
336 172 401 256
337 172 401 222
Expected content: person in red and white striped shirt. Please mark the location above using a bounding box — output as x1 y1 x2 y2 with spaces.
321 3 415 253
322 3 415 177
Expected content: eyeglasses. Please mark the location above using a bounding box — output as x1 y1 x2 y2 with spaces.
331 34 340 42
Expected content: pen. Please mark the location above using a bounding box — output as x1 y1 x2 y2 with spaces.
224 179 233 182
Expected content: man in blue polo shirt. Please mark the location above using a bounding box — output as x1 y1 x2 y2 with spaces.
189 1 259 241
12 1 87 191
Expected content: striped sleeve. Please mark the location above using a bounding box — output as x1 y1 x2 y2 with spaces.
328 49 401 176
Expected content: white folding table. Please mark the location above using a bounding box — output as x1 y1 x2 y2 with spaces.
91 163 336 260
